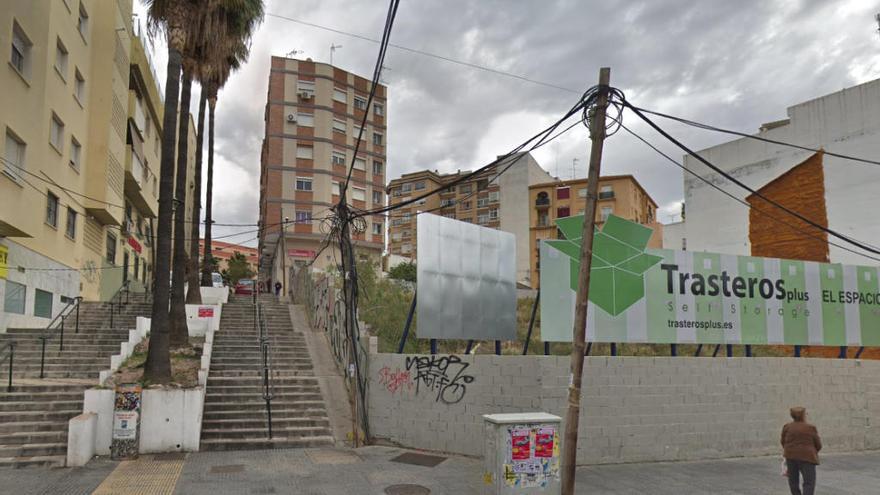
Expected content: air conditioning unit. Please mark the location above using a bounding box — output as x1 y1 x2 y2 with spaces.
286 114 296 123
300 92 312 99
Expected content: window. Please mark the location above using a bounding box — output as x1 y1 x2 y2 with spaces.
10 21 31 77
374 103 384 116
401 244 412 254
296 146 313 159
489 191 499 203
46 192 59 227
296 113 314 127
372 160 383 175
459 184 472 194
372 132 383 146
77 2 89 38
134 255 139 279
295 211 312 224
557 207 570 218
354 157 366 171
461 201 471 210
55 38 68 79
354 96 367 110
331 150 346 166
489 209 499 220
106 232 117 265
578 188 587 198
50 113 65 151
461 217 472 223
443 212 455 219
401 183 412 193
4 130 25 180
537 211 549 227
331 181 340 196
414 181 426 191
353 125 364 140
295 177 313 191
70 137 81 170
601 206 613 221
332 119 347 134
4 281 26 314
34 289 53 318
74 68 85 102
372 191 382 204
297 80 315 96
440 198 455 208
599 185 614 199
333 88 347 103
352 187 366 202
477 213 490 224
477 197 489 208
65 207 76 239
556 187 570 199
372 223 382 235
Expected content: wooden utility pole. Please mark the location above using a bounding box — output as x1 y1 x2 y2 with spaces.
560 67 611 493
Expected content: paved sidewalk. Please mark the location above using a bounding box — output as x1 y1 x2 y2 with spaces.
3 447 880 494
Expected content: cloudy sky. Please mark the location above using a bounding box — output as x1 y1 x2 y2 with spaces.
135 0 880 246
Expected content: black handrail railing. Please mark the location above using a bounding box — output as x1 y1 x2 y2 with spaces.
1 342 16 392
37 296 83 378
257 303 274 439
108 280 131 328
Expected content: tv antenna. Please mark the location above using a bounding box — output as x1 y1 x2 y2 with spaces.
571 157 579 180
330 43 343 66
285 49 303 58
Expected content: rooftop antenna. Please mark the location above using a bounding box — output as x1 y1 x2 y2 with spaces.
571 157 579 180
330 43 343 66
285 49 303 58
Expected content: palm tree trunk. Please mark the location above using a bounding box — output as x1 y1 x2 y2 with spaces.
169 70 193 348
186 91 207 304
144 46 182 384
200 96 216 287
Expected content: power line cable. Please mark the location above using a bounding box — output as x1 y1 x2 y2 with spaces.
629 106 880 168
264 12 579 94
614 118 880 264
621 100 880 258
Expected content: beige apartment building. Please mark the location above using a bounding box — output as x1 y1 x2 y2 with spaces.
387 152 553 285
529 175 663 287
0 1 195 332
259 57 386 286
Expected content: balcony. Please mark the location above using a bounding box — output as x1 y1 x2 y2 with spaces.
124 145 157 218
535 194 550 209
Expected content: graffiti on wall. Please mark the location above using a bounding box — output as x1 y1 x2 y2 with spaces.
404 354 475 405
378 366 413 394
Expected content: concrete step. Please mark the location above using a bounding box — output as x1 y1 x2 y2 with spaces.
201 416 330 430
0 430 67 445
201 400 326 412
0 400 83 413
199 435 334 452
0 420 69 434
0 390 85 402
0 454 66 469
0 442 67 458
204 392 325 403
202 408 328 422
201 425 332 440
0 410 87 423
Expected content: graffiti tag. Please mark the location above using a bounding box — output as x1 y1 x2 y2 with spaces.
378 366 413 394
405 354 475 404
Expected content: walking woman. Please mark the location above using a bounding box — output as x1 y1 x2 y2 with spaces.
781 406 822 495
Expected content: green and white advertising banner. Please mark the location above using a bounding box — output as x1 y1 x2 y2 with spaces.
540 215 880 346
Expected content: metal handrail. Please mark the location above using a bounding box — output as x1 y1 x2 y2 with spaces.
36 296 83 378
108 280 131 328
1 342 16 392
257 303 274 439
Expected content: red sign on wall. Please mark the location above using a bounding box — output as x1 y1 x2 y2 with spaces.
198 307 214 318
288 249 316 258
127 236 142 254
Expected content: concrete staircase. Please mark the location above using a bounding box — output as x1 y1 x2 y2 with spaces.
0 294 151 468
200 294 333 450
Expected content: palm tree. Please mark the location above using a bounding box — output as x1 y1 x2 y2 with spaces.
143 0 199 384
200 0 264 287
185 90 207 305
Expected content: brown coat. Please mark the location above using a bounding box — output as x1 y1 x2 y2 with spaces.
781 421 822 465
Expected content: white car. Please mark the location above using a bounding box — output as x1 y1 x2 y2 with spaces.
211 272 224 288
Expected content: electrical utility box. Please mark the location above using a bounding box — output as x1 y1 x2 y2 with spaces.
482 412 562 494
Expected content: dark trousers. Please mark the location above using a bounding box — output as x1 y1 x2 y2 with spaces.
786 459 816 495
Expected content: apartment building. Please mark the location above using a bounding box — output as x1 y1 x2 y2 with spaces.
259 57 386 286
387 152 553 284
198 239 258 275
0 1 194 332
528 175 663 287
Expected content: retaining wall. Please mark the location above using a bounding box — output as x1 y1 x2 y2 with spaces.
368 353 880 464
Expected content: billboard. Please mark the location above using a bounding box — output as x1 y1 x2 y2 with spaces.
417 213 517 340
541 215 880 346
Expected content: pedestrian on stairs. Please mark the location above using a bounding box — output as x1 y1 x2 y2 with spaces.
275 281 282 297
781 406 822 495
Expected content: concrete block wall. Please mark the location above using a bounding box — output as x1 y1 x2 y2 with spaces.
368 353 880 465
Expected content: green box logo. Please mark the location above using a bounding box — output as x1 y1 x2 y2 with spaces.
546 215 662 316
